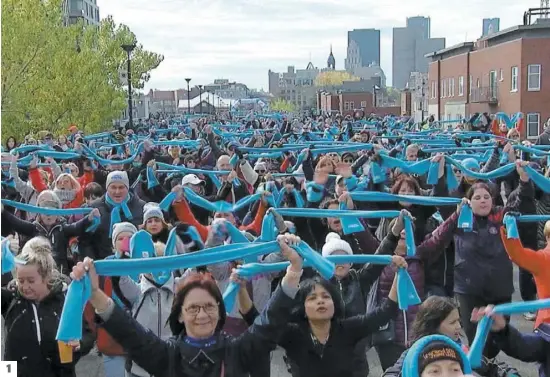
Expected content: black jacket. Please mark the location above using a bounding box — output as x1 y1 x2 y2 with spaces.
281 299 398 377
1 210 92 275
78 193 145 260
1 282 94 377
96 285 294 377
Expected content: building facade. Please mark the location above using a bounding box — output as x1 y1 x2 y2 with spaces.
482 18 501 37
427 21 550 139
345 29 381 71
64 0 100 26
407 72 429 122
392 16 446 89
318 91 401 117
204 79 249 99
268 63 319 111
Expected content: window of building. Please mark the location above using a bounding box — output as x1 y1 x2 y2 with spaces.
476 78 480 88
469 75 472 96
349 101 355 109
360 101 367 108
441 79 445 98
344 102 350 110
511 66 518 92
458 76 464 96
527 113 540 138
527 64 541 91
499 69 503 82
450 78 455 97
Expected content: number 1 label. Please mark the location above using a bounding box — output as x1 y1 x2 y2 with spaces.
0 361 17 374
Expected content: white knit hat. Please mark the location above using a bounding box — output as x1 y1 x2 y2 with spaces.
321 232 353 257
111 222 138 248
143 202 164 223
106 171 129 189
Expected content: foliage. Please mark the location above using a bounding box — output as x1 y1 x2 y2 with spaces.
270 98 296 113
1 0 164 141
314 71 360 87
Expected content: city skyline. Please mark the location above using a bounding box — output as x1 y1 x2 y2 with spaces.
97 0 531 91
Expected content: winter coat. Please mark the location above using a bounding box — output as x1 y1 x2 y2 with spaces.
78 193 145 260
500 230 550 329
453 180 533 300
1 282 94 377
118 275 178 377
1 210 92 275
375 212 458 346
281 299 399 377
94 285 294 377
494 323 550 377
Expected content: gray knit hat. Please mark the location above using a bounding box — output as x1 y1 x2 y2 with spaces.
143 202 164 224
36 190 62 209
111 222 138 248
106 171 129 189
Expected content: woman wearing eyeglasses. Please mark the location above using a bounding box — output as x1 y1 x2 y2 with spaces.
71 234 303 377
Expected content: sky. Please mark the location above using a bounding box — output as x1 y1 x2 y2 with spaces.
97 0 532 91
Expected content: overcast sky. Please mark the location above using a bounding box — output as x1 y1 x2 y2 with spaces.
97 0 531 91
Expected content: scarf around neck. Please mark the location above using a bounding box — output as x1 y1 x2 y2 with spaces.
105 194 133 237
54 188 77 205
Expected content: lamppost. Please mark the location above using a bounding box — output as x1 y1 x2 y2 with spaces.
121 42 137 128
198 85 203 114
185 78 191 114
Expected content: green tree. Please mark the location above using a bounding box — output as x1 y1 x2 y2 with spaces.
314 71 359 87
270 98 296 112
1 0 163 140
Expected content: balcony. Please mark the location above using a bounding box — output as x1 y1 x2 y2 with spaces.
470 86 498 104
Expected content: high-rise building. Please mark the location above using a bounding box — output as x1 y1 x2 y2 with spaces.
482 18 500 36
392 16 445 89
407 16 431 40
63 0 100 26
345 29 381 72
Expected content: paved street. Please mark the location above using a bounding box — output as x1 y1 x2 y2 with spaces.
2 266 539 376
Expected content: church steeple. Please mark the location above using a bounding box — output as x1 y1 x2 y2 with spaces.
327 44 335 70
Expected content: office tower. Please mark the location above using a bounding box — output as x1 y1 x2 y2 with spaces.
345 29 381 72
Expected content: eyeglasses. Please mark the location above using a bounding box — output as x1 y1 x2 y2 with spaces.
184 303 219 316
343 159 353 164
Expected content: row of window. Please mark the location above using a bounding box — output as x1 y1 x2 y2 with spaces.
430 64 542 99
440 112 542 139
343 101 369 110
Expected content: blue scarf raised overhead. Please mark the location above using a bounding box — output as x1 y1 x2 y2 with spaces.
105 194 133 237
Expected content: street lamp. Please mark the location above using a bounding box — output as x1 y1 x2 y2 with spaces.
185 78 191 114
121 42 137 128
198 85 203 114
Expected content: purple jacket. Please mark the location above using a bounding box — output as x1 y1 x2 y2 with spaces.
375 212 458 346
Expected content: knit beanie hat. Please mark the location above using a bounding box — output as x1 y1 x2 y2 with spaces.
418 341 464 373
322 232 353 257
36 190 62 209
111 222 138 248
143 202 164 223
106 171 129 189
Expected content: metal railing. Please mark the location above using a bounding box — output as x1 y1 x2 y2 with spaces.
470 86 498 104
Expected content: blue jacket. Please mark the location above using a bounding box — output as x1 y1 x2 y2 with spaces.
495 323 550 377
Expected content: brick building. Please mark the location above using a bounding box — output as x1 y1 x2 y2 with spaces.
426 19 550 139
318 91 401 117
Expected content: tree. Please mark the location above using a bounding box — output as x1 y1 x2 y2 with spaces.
314 71 360 87
270 98 296 112
1 0 164 140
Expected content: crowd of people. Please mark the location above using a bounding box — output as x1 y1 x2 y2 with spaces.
2 113 550 377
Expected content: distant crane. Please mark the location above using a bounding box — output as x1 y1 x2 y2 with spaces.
542 0 550 17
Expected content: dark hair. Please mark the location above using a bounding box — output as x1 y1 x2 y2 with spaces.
84 182 104 199
391 174 421 196
410 296 458 344
5 136 17 151
466 182 493 200
291 276 343 321
167 272 226 336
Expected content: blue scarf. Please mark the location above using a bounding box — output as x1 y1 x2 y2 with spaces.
105 194 133 237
